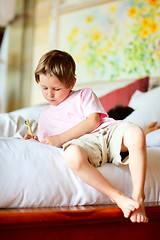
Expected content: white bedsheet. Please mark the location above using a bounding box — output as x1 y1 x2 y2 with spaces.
0 137 159 208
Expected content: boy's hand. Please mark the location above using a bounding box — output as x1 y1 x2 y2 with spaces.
41 135 62 148
24 134 39 141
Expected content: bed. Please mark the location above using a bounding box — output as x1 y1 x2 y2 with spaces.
0 76 160 240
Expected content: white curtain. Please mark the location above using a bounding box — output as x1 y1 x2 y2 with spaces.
0 0 16 26
0 0 17 112
0 26 9 112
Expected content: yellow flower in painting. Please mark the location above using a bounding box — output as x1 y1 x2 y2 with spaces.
134 0 140 3
136 16 143 24
107 41 113 48
154 50 160 60
67 34 74 42
133 40 140 46
149 0 158 5
150 21 158 34
128 6 138 17
140 6 149 15
109 5 117 13
96 46 106 56
92 30 102 42
141 17 151 28
140 28 149 39
81 43 89 52
67 27 79 42
86 16 94 23
125 33 132 40
141 18 158 34
72 27 79 35
75 54 81 63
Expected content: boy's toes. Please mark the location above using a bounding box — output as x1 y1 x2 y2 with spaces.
130 213 148 223
137 214 141 223
144 216 149 223
130 214 137 223
124 209 131 218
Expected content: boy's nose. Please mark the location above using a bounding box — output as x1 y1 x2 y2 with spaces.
48 90 54 97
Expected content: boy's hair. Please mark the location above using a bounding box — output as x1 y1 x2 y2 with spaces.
35 49 76 88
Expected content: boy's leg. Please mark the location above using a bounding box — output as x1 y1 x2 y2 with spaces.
122 125 148 223
64 144 139 219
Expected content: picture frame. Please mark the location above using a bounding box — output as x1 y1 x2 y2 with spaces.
57 0 160 84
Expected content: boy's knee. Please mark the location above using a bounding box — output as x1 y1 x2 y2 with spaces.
64 144 88 171
124 125 146 148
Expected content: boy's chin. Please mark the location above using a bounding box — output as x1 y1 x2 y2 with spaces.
48 100 60 106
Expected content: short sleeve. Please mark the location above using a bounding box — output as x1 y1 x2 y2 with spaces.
80 88 108 118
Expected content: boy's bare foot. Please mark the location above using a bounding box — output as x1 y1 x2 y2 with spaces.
130 199 148 223
114 192 140 218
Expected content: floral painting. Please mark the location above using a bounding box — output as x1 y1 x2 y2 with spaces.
58 0 160 83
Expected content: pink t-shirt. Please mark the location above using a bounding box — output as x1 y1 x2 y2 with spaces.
38 88 117 141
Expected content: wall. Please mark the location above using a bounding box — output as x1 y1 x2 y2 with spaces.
30 0 160 106
30 0 55 106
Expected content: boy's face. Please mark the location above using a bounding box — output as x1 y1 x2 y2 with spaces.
39 74 74 106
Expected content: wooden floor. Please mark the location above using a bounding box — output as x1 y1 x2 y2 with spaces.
0 202 160 240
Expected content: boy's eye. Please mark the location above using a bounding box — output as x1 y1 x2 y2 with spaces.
54 88 60 91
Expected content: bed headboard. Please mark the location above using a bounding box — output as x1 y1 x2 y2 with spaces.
99 76 149 112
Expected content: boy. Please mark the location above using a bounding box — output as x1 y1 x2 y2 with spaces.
25 49 148 223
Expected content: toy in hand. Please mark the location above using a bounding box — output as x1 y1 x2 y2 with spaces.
25 120 33 137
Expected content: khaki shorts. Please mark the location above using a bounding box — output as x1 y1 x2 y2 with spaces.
63 122 134 167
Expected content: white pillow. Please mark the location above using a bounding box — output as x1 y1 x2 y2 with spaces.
125 86 160 130
124 103 160 130
0 105 48 138
146 129 160 148
129 86 160 110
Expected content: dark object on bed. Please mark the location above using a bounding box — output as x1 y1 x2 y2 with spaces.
108 105 134 120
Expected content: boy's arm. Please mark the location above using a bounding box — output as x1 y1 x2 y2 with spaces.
41 113 100 147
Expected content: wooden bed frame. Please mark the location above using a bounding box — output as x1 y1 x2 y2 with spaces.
0 202 160 240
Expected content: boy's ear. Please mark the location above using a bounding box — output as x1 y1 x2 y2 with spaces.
71 78 76 89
